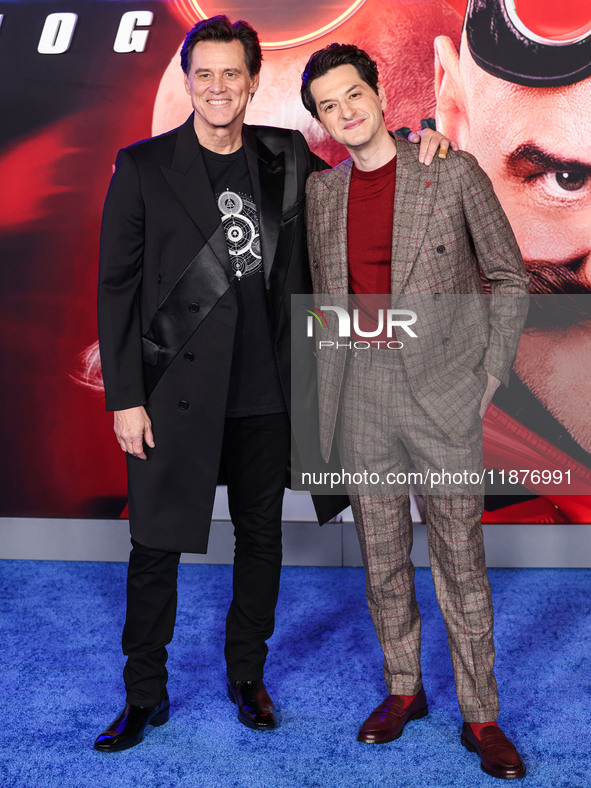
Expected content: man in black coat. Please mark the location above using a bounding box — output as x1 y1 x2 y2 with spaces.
95 15 447 751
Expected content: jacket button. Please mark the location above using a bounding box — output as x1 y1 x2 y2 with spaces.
313 262 319 269
433 293 441 301
436 245 446 254
189 302 200 313
442 337 450 345
178 400 190 410
184 352 195 362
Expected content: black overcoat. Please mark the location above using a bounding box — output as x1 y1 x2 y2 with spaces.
98 115 346 552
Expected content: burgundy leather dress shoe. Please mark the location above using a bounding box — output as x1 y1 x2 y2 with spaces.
357 687 428 743
461 723 526 779
94 694 170 752
227 679 276 730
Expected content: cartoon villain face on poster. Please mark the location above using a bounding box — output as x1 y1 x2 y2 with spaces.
0 0 589 521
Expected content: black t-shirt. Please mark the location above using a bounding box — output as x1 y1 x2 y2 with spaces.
201 145 285 417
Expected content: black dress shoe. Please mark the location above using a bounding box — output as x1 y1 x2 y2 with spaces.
94 694 170 752
461 723 526 780
227 679 276 730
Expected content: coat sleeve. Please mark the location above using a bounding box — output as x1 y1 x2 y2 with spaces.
97 148 147 411
458 152 530 386
305 174 321 276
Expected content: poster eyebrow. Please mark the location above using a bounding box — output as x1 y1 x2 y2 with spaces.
507 143 591 172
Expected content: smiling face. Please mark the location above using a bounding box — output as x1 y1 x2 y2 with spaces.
435 33 591 289
309 63 389 154
183 39 259 147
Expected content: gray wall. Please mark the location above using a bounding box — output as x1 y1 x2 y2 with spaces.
2 517 590 568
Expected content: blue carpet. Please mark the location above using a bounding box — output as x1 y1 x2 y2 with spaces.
0 561 589 787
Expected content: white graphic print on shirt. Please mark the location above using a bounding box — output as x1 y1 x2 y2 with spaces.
217 190 262 278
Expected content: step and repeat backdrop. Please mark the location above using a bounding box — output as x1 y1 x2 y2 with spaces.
0 0 589 523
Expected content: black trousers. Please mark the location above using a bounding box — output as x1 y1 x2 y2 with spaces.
122 412 290 706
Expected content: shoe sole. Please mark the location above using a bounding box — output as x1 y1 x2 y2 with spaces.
461 734 526 780
227 685 277 730
357 705 429 744
94 705 170 753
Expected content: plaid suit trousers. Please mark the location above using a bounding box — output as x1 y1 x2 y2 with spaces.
338 348 499 721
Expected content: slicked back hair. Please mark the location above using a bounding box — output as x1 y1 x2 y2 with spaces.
180 15 262 78
301 43 380 118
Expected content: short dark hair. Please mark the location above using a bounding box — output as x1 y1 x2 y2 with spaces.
301 43 380 118
180 15 262 78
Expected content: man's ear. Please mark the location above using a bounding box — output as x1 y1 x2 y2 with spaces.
249 71 260 99
377 82 388 113
183 72 191 96
434 35 469 148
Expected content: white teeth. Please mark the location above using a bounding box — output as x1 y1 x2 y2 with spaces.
209 100 230 105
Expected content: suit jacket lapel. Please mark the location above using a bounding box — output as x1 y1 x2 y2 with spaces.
160 114 232 278
243 125 284 288
325 158 352 295
143 116 235 397
390 137 439 294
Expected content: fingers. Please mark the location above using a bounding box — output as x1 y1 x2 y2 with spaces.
113 407 154 461
116 427 147 460
417 128 431 164
144 422 156 449
414 129 454 165
130 432 148 460
418 129 439 165
437 138 450 160
424 133 448 164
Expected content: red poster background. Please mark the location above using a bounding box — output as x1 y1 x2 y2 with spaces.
0 0 589 522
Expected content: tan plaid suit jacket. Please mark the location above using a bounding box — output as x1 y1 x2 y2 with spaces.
306 137 529 463
304 137 529 720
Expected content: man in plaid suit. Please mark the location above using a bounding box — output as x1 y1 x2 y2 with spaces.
301 44 529 780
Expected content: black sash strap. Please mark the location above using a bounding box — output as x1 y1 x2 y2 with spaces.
141 223 232 397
